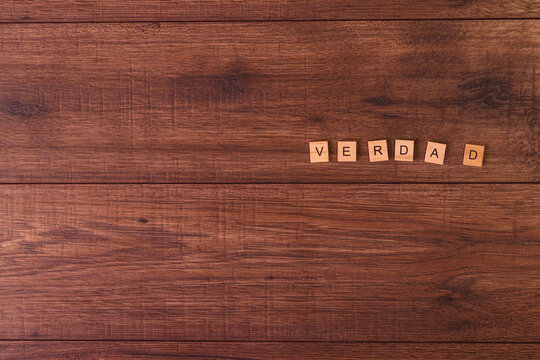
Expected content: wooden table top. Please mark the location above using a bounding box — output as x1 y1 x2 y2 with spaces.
0 1 538 359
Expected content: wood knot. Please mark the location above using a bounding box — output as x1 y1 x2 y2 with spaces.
459 74 510 110
365 95 396 106
2 100 45 118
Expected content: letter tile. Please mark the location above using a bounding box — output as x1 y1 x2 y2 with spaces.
395 139 414 162
463 144 485 167
309 141 329 163
368 140 389 162
424 141 447 165
338 141 357 162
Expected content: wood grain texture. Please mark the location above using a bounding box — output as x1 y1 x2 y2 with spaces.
1 341 540 359
0 0 538 22
0 21 537 183
0 184 538 341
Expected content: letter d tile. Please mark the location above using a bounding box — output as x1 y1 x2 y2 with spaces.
395 139 414 162
463 144 485 167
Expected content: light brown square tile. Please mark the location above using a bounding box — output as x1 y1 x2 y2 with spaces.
424 141 447 165
463 144 485 167
309 141 329 163
395 139 414 162
368 140 389 162
337 141 357 162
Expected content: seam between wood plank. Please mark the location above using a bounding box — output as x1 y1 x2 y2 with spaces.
0 18 538 25
0 340 539 344
0 182 536 186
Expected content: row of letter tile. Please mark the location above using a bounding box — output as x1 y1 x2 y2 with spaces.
309 141 484 167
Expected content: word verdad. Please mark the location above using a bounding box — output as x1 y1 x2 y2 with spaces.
309 140 485 167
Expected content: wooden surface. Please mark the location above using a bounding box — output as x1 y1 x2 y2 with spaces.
1 1 538 358
0 185 538 341
0 0 538 22
0 21 538 183
2 342 540 360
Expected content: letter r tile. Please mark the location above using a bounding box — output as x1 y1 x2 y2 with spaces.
368 140 389 162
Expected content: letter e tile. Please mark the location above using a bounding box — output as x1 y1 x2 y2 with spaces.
338 141 357 162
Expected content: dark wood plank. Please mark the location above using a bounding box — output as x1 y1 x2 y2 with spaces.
0 0 538 22
0 184 538 341
1 341 539 359
0 21 537 183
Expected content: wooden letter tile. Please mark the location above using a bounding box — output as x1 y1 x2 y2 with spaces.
368 140 388 162
309 141 329 163
394 139 414 162
337 141 357 162
424 141 447 165
463 144 485 167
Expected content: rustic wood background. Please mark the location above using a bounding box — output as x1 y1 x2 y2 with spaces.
0 1 538 359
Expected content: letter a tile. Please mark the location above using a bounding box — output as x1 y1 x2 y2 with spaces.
424 141 447 165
